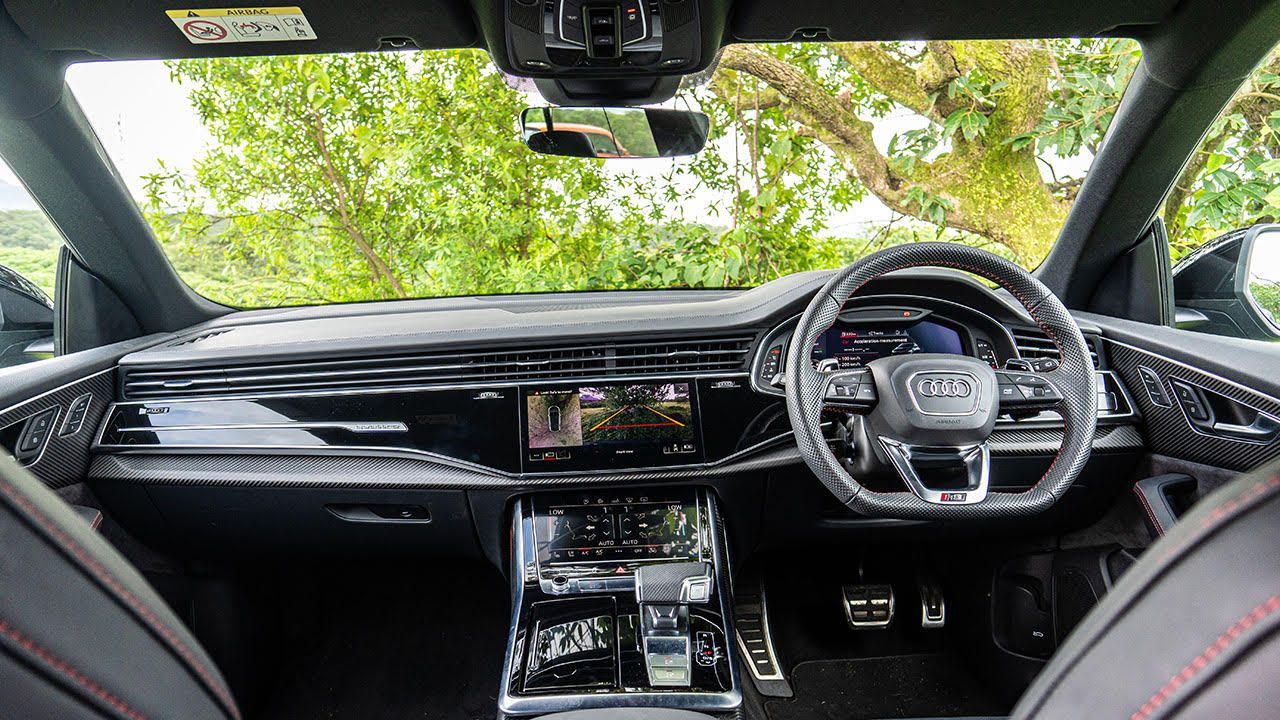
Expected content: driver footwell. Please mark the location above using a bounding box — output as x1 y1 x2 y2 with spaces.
746 550 1015 720
765 655 1005 720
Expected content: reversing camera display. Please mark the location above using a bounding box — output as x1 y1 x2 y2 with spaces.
526 383 695 450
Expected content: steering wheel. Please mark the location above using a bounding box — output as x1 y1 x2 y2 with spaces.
786 242 1097 519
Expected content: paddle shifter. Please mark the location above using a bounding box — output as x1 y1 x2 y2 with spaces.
635 561 714 687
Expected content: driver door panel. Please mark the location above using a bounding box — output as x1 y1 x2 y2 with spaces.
1082 313 1280 473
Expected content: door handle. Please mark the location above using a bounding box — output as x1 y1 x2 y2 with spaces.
1211 413 1280 443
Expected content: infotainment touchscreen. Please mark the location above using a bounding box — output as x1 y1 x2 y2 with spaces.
523 382 702 471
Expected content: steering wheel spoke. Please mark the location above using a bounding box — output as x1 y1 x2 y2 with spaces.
821 368 879 413
878 438 991 505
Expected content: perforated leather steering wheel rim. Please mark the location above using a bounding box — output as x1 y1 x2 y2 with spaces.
785 242 1097 519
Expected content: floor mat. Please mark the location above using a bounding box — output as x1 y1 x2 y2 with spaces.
764 654 1009 720
254 561 509 720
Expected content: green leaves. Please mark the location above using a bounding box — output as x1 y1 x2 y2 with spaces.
942 108 990 142
905 186 954 225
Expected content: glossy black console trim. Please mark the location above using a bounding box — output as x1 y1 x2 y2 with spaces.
94 374 793 478
498 490 742 715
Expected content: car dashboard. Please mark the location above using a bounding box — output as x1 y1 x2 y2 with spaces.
76 269 1143 505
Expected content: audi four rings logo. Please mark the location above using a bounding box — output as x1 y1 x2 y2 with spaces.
917 378 972 397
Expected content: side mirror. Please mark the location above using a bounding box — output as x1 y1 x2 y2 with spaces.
0 264 54 368
1173 224 1280 340
1242 226 1280 333
520 107 710 159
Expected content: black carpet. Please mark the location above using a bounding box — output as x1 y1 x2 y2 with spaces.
253 561 509 720
764 654 1008 720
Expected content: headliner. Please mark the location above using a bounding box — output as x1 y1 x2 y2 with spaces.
2 0 1180 65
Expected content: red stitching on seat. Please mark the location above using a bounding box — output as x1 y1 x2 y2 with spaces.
1130 595 1280 720
0 616 148 720
0 481 240 719
1133 485 1165 535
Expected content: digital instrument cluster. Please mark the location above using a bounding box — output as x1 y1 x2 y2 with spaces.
810 319 965 369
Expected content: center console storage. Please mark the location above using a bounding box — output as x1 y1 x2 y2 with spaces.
499 487 741 716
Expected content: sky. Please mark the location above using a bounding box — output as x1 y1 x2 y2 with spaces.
0 55 1093 239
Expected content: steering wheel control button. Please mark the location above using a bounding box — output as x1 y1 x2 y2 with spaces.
823 369 877 410
996 370 1064 411
1030 358 1060 372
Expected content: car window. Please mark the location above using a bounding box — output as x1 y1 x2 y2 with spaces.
66 40 1141 308
1165 45 1280 342
0 156 61 368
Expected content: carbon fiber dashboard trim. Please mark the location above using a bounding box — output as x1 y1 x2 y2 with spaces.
0 369 114 488
989 424 1144 456
87 445 804 489
87 423 1140 489
1105 339 1280 471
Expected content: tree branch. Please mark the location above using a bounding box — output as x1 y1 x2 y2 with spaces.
308 110 408 298
717 44 985 235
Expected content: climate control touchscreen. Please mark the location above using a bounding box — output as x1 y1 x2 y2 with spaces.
533 492 701 566
523 381 702 471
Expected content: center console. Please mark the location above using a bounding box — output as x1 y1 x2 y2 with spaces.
499 487 741 715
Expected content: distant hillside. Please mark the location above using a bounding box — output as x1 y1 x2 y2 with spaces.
0 209 61 296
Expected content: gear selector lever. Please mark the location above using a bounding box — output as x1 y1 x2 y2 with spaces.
635 561 714 687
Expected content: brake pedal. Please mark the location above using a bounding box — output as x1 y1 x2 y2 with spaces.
842 583 894 628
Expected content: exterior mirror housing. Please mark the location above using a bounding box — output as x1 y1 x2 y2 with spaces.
0 264 54 368
1173 224 1280 340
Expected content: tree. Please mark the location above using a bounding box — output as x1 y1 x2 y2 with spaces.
1162 51 1280 258
704 40 1140 265
143 50 615 305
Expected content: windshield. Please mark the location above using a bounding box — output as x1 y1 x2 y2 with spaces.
65 41 1140 307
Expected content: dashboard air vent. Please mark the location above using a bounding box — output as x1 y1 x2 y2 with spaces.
120 335 755 400
1011 327 1100 368
167 329 232 347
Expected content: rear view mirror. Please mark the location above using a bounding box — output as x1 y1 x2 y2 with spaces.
520 107 710 159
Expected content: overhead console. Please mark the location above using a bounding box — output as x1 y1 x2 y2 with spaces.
504 0 710 99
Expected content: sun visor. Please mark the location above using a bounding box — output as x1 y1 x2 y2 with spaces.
2 0 482 60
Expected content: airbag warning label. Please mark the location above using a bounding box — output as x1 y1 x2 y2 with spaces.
166 7 317 44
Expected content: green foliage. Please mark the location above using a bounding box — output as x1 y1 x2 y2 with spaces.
1251 279 1280 325
131 42 1280 308
1008 39 1140 162
1163 50 1280 260
0 210 62 296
